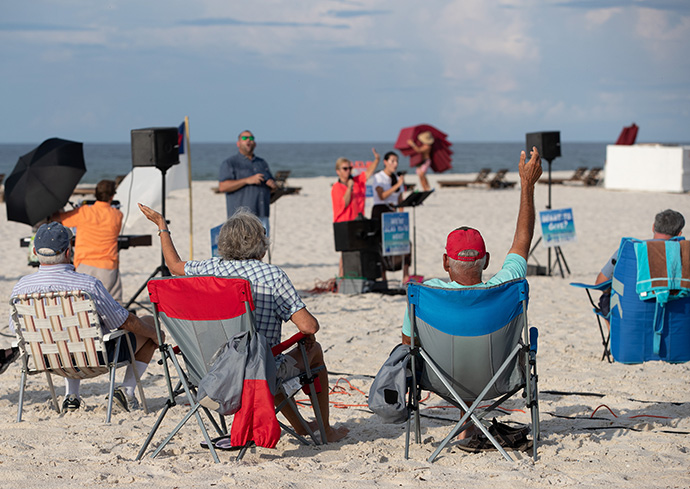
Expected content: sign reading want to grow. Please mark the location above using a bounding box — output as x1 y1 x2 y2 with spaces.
539 208 577 247
381 212 410 256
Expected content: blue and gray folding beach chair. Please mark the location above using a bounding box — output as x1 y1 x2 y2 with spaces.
406 278 539 463
572 237 690 364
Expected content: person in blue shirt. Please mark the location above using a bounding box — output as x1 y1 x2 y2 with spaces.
218 130 277 234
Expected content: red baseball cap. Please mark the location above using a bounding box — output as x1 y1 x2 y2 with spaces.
445 227 486 261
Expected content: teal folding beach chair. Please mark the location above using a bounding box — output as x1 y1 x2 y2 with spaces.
406 278 539 463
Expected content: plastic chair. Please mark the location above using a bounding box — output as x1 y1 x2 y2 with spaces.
10 290 147 423
136 275 326 463
405 278 539 463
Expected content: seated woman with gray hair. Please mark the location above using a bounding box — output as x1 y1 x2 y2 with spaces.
138 204 349 442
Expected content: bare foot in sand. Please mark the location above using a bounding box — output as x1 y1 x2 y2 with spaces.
298 421 349 442
323 425 349 442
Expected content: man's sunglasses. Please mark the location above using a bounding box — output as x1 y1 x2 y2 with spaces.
240 136 255 141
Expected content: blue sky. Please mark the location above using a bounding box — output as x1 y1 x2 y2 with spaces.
2 1 688 143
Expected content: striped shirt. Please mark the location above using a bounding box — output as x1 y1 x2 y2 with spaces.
9 264 128 333
184 258 305 347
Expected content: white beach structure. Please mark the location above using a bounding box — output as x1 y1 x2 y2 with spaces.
605 144 690 193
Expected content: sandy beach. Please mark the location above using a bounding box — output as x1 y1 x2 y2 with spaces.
1 172 689 488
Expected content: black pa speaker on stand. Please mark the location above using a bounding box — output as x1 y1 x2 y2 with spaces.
525 131 570 278
125 127 180 309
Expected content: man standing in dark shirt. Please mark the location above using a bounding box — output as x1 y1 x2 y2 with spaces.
218 130 276 234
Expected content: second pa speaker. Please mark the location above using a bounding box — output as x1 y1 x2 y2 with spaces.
131 127 180 171
526 131 561 161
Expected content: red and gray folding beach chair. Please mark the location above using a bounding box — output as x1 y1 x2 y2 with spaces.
136 275 326 463
406 278 539 462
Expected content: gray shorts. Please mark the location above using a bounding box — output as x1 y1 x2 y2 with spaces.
275 354 300 382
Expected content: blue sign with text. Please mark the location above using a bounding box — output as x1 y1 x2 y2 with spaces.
382 212 410 256
539 208 576 247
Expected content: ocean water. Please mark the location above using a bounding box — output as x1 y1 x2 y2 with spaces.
0 140 652 184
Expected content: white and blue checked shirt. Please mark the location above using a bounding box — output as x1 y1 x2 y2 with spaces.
184 258 305 347
9 264 129 334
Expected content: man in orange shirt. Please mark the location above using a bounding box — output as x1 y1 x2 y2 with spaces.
55 180 123 302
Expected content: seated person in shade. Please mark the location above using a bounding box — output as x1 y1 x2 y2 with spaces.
400 147 542 444
138 204 349 443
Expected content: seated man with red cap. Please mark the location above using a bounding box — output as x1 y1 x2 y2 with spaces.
400 146 542 444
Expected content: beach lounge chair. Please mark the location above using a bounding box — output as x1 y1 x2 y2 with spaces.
571 237 690 364
136 275 326 463
581 167 602 186
438 168 491 188
485 169 517 189
539 166 587 185
405 278 539 462
10 290 147 423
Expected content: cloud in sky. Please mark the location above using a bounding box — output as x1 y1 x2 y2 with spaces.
0 0 688 143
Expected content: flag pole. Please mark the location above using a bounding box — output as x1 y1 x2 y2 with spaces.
184 116 194 260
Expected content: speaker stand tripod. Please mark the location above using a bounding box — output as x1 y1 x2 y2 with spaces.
528 156 570 278
125 168 171 310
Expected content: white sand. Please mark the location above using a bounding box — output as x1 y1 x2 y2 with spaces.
1 172 689 488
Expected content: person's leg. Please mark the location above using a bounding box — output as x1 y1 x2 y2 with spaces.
416 160 432 191
120 316 157 398
286 342 348 442
65 378 80 397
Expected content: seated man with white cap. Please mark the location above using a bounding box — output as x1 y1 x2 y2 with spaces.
9 222 162 413
400 147 542 444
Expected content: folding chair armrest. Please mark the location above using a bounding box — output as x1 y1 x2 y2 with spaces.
569 280 611 291
102 329 127 342
271 332 306 357
529 327 538 353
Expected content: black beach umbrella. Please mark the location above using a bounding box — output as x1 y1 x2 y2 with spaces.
5 138 86 226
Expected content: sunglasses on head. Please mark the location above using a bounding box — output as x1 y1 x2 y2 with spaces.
240 135 255 141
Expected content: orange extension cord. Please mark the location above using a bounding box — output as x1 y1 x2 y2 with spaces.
293 377 525 413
